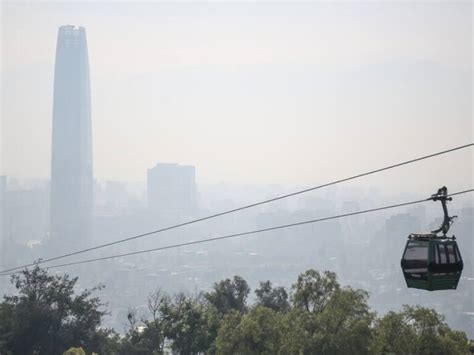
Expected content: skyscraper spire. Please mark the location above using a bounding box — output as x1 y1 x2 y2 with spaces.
50 25 93 251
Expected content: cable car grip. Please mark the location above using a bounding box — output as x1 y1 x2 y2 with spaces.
430 186 457 238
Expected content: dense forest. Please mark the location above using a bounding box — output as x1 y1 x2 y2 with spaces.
0 266 471 355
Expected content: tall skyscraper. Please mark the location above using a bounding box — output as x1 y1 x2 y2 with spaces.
50 25 93 251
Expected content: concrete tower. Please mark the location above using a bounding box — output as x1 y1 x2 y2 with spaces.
50 25 93 251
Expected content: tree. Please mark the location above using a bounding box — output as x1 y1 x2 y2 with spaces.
142 289 168 354
205 276 250 314
402 305 469 355
281 269 373 355
2 266 469 355
216 307 284 355
313 287 373 354
291 269 339 313
370 311 417 355
161 293 212 355
119 289 174 355
120 290 220 355
0 265 115 355
255 281 290 312
63 348 86 355
120 302 166 354
370 306 469 355
214 310 242 354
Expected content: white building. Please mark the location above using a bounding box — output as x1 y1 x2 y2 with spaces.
147 163 197 218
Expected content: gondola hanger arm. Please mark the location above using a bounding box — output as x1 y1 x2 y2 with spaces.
430 186 457 238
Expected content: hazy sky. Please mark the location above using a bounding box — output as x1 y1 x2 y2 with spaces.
1 1 472 193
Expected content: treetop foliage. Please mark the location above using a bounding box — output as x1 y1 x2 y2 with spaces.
0 266 470 355
0 266 113 355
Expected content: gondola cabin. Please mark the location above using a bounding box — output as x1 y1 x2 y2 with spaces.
401 237 463 291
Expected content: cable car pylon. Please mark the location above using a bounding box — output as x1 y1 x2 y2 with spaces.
401 186 464 291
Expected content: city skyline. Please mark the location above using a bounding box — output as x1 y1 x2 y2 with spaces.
1 2 472 194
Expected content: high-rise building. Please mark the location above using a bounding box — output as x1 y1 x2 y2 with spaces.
147 163 197 218
50 26 93 251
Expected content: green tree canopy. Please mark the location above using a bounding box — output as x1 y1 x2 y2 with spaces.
291 269 340 313
205 275 250 314
402 305 469 355
119 290 169 354
216 306 284 355
63 347 86 355
370 310 418 355
0 265 114 355
255 281 290 312
161 293 212 355
217 270 374 355
370 305 469 355
1 266 470 355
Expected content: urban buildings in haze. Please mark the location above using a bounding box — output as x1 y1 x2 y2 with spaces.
0 176 5 262
50 25 93 251
0 178 49 266
147 163 197 219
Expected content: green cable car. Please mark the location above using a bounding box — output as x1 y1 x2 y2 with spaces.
401 187 463 291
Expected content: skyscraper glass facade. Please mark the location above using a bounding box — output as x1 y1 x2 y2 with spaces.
50 25 93 251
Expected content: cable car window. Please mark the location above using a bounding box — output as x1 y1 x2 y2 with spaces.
438 244 447 264
454 244 462 262
446 244 456 263
404 243 428 260
434 244 439 263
